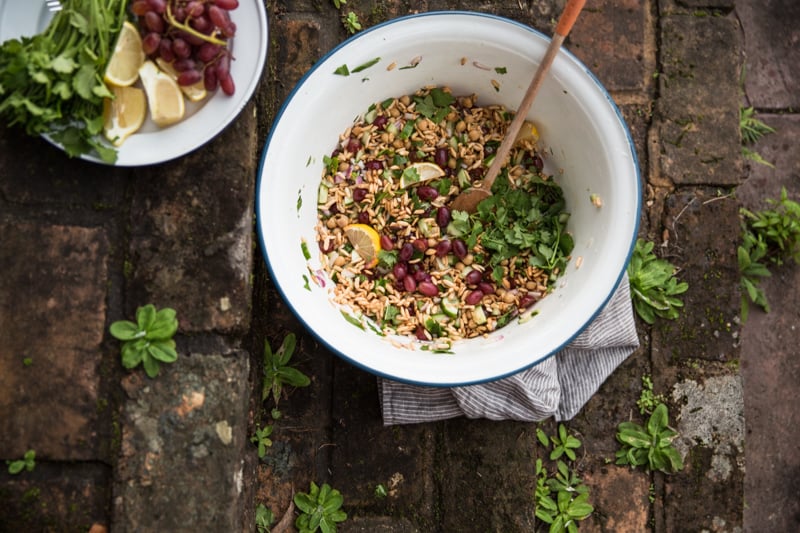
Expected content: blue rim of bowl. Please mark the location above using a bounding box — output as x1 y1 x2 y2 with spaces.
256 10 642 387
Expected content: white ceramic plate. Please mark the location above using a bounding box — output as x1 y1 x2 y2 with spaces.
0 0 268 166
257 12 641 386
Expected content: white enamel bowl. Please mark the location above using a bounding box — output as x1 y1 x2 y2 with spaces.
256 11 640 386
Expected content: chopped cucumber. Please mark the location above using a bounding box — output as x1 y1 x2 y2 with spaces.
441 297 460 318
472 306 487 325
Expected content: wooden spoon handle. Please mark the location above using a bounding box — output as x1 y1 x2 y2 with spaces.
556 0 586 37
480 0 586 192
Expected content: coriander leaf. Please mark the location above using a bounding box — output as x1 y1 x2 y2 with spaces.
51 53 77 74
351 57 380 73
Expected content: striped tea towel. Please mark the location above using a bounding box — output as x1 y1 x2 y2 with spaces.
378 274 639 425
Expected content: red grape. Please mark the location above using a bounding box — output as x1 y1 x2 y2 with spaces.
144 11 165 33
220 73 235 96
177 70 203 86
146 0 166 15
131 0 150 16
171 38 191 59
185 1 205 17
214 0 239 9
158 38 175 62
142 32 161 55
203 67 219 91
196 42 221 63
173 58 196 72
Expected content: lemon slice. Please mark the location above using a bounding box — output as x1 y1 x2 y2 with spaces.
103 85 146 146
155 58 208 102
399 162 446 188
138 60 186 127
343 223 381 267
104 21 145 87
514 120 539 145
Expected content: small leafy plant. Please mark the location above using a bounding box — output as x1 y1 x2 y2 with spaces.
534 426 594 532
251 425 274 459
109 304 178 378
7 449 36 475
615 403 683 474
342 12 362 34
255 503 275 533
262 333 311 417
294 482 347 533
636 375 666 415
740 106 775 168
627 239 688 324
741 187 800 266
739 187 800 320
738 228 772 321
539 424 582 461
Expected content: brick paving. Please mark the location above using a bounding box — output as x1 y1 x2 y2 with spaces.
0 0 796 531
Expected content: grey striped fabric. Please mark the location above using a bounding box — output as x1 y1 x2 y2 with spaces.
379 274 639 425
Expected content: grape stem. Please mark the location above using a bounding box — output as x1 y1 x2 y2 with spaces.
165 2 228 47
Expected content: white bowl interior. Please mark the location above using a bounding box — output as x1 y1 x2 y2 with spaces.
257 12 640 386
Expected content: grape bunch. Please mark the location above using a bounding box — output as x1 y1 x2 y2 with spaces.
130 0 239 96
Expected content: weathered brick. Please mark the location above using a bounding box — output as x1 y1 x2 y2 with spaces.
581 461 651 533
438 419 540 532
570 0 653 93
126 108 256 334
0 132 127 208
738 0 800 110
0 463 111 532
272 18 321 102
0 222 110 461
656 14 742 185
330 360 436 521
112 350 250 532
652 187 741 367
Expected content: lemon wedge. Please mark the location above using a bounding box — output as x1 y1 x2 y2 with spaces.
343 223 382 268
514 120 540 145
104 21 145 87
399 162 446 188
138 60 186 127
103 85 146 146
155 58 208 102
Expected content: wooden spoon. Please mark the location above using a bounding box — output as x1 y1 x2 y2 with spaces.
450 0 586 213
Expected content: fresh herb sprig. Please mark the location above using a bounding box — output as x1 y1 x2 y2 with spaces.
109 304 179 378
738 187 800 320
262 333 311 418
740 106 775 168
627 239 688 324
534 426 594 532
6 449 36 475
251 424 274 458
615 403 684 474
255 503 275 533
0 0 129 163
294 482 348 533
